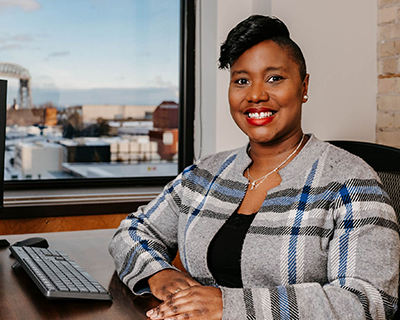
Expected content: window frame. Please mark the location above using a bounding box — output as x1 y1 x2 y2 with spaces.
1 0 195 218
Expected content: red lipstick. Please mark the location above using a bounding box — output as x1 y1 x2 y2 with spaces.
244 108 276 126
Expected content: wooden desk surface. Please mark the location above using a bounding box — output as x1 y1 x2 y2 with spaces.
0 229 159 319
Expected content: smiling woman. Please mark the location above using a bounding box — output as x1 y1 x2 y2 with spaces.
109 15 400 320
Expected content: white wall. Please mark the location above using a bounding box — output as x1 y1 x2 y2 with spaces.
271 0 377 143
195 0 377 158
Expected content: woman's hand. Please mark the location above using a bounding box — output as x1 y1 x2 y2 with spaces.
148 269 201 301
146 286 223 320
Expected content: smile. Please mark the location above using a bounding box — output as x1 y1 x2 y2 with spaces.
246 111 274 119
244 108 277 126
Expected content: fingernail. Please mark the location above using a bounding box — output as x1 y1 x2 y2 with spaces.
146 309 154 316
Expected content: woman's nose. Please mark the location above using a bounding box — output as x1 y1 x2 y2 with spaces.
246 82 268 103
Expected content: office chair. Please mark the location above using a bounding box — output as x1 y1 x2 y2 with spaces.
328 140 400 222
329 140 400 320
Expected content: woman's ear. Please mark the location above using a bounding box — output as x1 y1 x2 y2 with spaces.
302 74 310 103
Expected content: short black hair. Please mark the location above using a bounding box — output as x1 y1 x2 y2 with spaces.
219 15 307 80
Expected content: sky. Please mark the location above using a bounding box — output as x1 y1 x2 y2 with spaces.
0 0 180 106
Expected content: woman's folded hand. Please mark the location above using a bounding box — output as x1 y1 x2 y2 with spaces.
147 285 223 320
148 269 201 301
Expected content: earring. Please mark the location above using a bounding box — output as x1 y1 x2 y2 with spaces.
303 94 309 100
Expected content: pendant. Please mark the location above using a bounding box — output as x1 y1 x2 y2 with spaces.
249 181 257 190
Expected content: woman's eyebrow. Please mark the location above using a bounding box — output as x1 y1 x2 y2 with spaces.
231 66 287 76
231 70 249 76
265 66 286 72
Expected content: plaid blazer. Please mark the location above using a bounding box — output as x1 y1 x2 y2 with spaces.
109 135 400 320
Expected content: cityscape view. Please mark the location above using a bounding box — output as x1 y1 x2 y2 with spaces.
0 0 181 180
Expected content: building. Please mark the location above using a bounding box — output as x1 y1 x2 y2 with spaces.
59 136 160 164
106 136 159 163
14 141 63 179
67 104 156 125
59 139 111 163
6 107 58 127
152 101 179 129
149 101 179 161
62 161 177 179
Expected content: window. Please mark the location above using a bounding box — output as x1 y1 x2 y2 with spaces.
0 0 194 189
0 0 195 218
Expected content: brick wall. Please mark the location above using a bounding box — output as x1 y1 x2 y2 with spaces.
377 0 400 147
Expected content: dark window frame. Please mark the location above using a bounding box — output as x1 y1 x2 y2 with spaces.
1 0 195 219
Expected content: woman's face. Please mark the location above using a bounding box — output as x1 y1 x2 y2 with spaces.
229 40 309 146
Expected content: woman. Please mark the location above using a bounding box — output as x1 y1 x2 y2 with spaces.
109 15 400 319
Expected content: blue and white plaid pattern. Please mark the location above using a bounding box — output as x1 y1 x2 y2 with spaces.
110 135 400 319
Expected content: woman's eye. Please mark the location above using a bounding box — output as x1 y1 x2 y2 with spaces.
235 78 249 85
267 76 283 83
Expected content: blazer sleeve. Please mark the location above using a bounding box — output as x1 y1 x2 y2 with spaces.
108 172 184 295
220 178 400 320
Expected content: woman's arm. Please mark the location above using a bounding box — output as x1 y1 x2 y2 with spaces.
109 171 199 297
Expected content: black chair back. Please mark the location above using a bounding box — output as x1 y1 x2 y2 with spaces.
328 140 400 223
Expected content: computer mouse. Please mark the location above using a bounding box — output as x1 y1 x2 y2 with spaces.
0 239 10 247
12 237 49 248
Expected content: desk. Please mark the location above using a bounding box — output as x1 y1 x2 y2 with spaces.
0 229 159 319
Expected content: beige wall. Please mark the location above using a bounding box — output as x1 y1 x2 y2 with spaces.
196 0 378 156
272 0 377 143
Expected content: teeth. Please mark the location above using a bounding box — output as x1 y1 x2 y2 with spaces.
247 111 274 119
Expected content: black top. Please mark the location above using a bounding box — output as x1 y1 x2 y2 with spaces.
207 210 256 288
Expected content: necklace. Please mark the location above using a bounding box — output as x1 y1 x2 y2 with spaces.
246 134 305 191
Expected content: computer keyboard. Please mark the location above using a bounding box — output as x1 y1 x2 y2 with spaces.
10 245 112 300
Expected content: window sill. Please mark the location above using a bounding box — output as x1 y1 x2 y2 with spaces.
2 186 163 219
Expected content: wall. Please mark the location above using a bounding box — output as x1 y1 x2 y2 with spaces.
376 0 400 147
195 0 270 159
272 0 377 143
195 0 378 156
